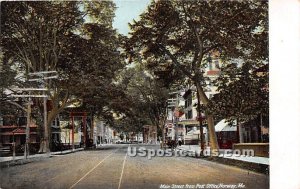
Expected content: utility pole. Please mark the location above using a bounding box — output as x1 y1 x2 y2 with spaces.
43 87 49 153
11 90 48 159
70 112 75 151
196 89 205 156
29 71 58 154
24 95 31 159
175 92 179 142
260 113 263 142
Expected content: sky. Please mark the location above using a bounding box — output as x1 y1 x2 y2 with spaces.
112 0 151 36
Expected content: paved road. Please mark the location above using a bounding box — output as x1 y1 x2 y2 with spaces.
0 144 268 189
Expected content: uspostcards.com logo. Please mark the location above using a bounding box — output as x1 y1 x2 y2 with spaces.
127 147 255 160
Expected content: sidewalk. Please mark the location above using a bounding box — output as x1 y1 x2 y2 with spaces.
0 148 84 167
177 145 269 165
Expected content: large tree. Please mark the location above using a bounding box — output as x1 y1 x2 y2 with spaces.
126 0 268 151
0 64 17 104
113 66 170 144
1 1 123 152
208 62 269 142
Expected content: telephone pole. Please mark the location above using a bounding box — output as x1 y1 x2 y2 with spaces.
28 71 58 154
11 90 48 159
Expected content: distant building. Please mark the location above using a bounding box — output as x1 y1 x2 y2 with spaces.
143 125 157 144
93 118 115 145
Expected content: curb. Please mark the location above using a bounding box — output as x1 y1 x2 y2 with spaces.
204 156 269 175
176 147 269 175
0 155 48 168
51 148 84 155
0 148 84 168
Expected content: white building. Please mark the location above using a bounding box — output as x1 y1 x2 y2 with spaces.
165 53 223 145
93 118 115 145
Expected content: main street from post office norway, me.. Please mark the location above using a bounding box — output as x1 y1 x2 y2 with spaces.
0 144 268 189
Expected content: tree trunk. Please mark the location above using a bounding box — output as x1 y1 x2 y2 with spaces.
38 119 52 153
195 82 219 151
206 114 219 150
38 106 59 153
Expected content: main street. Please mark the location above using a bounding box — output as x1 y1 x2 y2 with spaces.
0 144 268 189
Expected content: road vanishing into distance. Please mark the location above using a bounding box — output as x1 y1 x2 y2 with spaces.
0 144 268 189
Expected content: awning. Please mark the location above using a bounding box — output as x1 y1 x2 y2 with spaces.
215 119 237 132
13 128 26 134
186 127 207 135
0 125 18 129
0 128 37 136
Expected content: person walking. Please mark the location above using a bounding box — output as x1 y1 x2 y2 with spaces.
178 137 182 146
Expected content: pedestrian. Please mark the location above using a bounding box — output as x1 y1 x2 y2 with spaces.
178 137 182 146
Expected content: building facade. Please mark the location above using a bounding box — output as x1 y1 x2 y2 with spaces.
0 115 39 153
143 125 157 144
93 118 115 145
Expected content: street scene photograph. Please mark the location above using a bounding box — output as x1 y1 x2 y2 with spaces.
0 0 277 189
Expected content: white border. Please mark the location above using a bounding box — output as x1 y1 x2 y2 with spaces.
270 0 300 188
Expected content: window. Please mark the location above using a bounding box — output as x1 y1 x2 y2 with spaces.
18 117 27 126
187 110 193 119
214 59 220 69
185 94 192 108
52 118 60 127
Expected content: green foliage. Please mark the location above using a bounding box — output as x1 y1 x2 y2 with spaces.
0 65 16 93
1 1 123 120
126 1 268 82
126 0 268 116
0 1 127 150
209 62 268 123
126 67 169 127
126 1 268 149
107 66 170 134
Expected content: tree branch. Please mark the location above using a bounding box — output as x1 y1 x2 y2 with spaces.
157 44 193 79
5 101 27 112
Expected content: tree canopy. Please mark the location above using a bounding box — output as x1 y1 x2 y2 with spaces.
209 62 269 123
0 1 269 152
1 1 124 151
126 0 268 150
107 66 170 139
